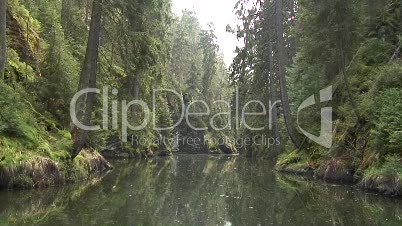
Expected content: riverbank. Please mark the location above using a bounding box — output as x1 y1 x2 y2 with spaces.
0 82 112 189
0 131 112 190
276 150 402 197
0 149 112 189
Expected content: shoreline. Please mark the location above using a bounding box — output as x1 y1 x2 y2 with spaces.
0 149 112 190
1 151 400 200
277 164 402 198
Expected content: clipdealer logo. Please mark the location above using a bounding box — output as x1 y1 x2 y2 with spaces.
297 86 333 149
70 86 333 149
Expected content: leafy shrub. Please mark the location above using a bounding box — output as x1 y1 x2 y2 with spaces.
371 88 402 155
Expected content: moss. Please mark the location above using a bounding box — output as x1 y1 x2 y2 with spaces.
6 49 36 81
276 150 355 182
276 150 402 196
0 87 111 189
0 80 113 189
0 149 111 189
7 0 42 65
360 154 402 196
275 150 316 176
276 151 303 169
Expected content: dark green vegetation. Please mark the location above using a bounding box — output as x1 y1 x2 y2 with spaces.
231 0 402 196
1 155 402 225
0 0 233 188
0 0 401 204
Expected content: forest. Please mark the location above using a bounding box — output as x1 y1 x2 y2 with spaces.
0 0 401 225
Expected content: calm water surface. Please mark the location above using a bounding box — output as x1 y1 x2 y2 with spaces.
0 155 402 226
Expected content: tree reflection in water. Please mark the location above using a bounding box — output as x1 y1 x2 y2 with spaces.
0 155 402 226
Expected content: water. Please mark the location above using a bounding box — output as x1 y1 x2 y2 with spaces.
0 155 402 226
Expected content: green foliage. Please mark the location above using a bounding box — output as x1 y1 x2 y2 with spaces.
243 0 402 179
6 49 36 82
360 38 394 65
365 154 402 179
3 0 400 190
265 0 402 182
366 0 401 44
170 10 203 93
0 82 40 147
155 96 173 137
0 83 74 168
371 89 402 155
373 64 402 91
275 150 313 174
8 0 41 31
200 26 218 102
7 0 42 55
276 151 303 168
31 0 80 125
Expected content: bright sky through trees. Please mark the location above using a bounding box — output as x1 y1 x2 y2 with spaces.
172 0 241 66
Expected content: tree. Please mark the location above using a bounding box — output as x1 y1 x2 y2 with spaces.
274 0 301 148
110 0 171 101
71 0 103 159
0 0 6 80
267 31 281 155
170 10 203 93
200 25 218 106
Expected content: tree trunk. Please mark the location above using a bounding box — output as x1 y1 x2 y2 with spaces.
275 0 301 148
0 0 6 80
288 0 297 61
71 0 102 159
268 37 281 156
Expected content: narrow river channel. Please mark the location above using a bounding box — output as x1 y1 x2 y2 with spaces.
0 155 401 226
